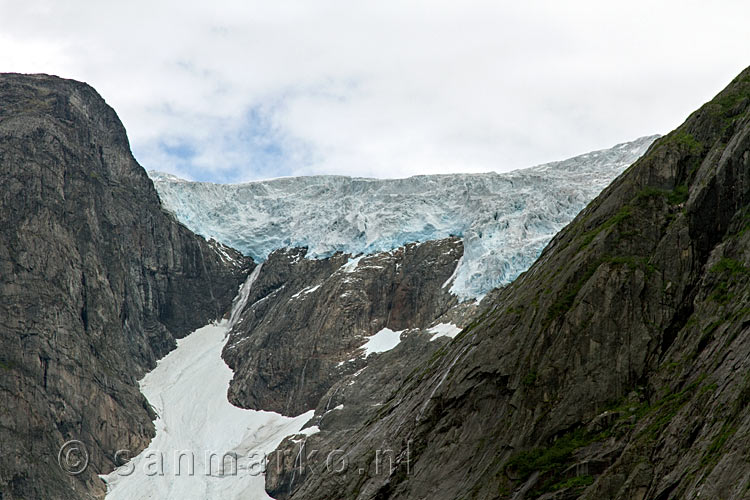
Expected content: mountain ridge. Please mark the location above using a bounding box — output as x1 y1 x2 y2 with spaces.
0 73 249 499
264 66 750 500
3 67 749 500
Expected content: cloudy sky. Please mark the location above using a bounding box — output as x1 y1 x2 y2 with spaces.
1 1 749 182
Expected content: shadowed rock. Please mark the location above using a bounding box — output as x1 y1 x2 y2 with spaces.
0 73 250 499
223 238 465 416
268 67 750 500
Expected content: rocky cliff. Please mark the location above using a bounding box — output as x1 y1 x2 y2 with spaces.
5 66 749 500
0 74 249 499
266 68 750 499
223 237 467 417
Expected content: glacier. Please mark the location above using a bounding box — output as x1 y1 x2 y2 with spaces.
150 135 658 299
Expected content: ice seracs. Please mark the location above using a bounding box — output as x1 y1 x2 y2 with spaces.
150 135 658 299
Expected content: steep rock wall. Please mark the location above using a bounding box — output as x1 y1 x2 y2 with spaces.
0 74 249 499
274 67 750 500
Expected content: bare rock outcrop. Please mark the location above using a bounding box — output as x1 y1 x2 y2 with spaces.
268 67 750 500
223 238 465 416
0 74 250 499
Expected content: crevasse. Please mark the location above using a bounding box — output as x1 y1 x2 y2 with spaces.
150 135 657 299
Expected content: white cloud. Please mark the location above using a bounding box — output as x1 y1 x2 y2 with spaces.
1 0 749 181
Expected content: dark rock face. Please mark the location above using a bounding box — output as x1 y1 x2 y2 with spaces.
263 293 482 500
220 236 483 499
269 68 750 499
0 74 249 499
223 237 464 416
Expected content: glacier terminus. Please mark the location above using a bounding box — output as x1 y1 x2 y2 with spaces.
150 135 658 300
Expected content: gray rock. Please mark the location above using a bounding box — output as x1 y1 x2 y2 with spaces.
223 237 465 416
0 74 249 499
268 67 750 500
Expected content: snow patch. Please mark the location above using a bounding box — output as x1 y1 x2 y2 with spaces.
208 237 238 266
360 328 404 356
228 264 262 328
340 255 364 273
442 255 463 289
103 267 313 500
428 323 463 341
299 425 320 437
291 284 321 299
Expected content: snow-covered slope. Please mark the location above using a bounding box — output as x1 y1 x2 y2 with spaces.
103 266 316 500
150 136 657 299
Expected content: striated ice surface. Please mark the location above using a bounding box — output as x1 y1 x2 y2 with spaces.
150 135 658 300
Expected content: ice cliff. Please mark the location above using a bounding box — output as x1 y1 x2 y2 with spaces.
149 135 657 299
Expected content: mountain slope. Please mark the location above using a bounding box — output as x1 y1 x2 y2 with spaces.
223 238 466 417
274 67 750 500
0 74 249 499
150 135 657 299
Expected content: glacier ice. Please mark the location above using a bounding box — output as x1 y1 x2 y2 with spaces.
150 135 658 300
